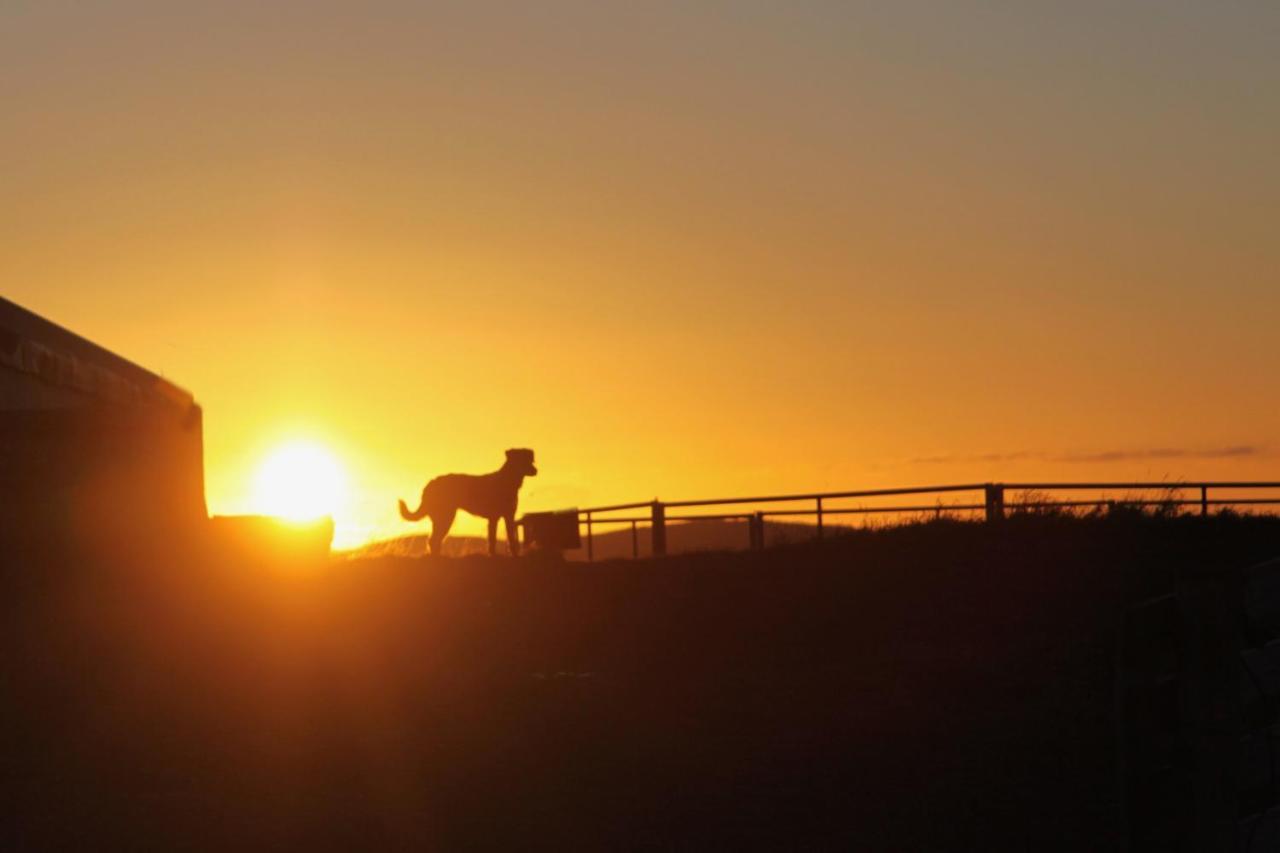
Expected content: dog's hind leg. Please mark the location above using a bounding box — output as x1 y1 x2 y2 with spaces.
430 508 456 556
487 517 498 556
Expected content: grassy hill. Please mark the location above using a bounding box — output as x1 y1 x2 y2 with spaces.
5 513 1279 850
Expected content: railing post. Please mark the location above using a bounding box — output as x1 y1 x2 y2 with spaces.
586 511 594 562
749 512 765 550
984 483 1005 523
816 497 824 541
1200 486 1208 517
631 520 638 559
651 501 666 558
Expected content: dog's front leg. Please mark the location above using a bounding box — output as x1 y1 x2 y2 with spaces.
505 514 520 557
487 517 498 556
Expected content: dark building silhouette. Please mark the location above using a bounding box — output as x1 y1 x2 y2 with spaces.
0 296 206 544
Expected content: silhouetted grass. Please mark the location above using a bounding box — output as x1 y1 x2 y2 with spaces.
3 513 1278 850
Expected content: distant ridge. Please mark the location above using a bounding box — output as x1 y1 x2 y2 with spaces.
346 518 828 560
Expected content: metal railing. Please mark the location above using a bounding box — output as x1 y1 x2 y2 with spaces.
554 481 1280 561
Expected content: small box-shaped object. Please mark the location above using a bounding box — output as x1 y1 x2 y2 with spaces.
522 510 581 552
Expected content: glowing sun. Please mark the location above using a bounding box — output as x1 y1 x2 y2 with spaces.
252 441 347 522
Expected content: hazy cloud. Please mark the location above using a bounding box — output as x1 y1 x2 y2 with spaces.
912 446 1264 465
1060 446 1261 463
910 451 1041 465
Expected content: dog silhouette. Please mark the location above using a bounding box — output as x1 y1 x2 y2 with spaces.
399 448 537 556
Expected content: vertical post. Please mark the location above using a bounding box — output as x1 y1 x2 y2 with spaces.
1200 486 1208 517
984 484 1005 523
816 497 824 541
750 512 765 550
651 501 667 558
631 520 638 559
586 511 594 562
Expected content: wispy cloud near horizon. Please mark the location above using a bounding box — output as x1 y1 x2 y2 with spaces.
911 445 1265 466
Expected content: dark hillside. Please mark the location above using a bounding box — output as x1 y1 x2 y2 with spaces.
4 515 1279 850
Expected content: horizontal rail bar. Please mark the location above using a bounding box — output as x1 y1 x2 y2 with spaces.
661 483 988 509
573 482 1280 518
729 499 1280 516
743 504 987 517
558 497 1280 527
576 513 755 525
1201 498 1280 505
578 501 656 513
1003 498 1280 510
573 516 650 525
1006 482 1280 490
575 484 989 516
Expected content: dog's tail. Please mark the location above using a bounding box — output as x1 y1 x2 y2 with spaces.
399 489 429 522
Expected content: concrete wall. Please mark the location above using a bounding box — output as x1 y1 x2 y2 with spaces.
0 389 206 543
0 299 207 545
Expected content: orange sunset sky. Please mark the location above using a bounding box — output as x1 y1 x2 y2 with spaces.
5 3 1278 547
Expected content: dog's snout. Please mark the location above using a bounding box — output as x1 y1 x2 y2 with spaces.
529 465 538 476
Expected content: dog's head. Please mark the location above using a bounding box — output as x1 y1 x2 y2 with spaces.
505 448 538 477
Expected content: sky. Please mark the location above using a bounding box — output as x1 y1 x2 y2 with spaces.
4 2 1278 546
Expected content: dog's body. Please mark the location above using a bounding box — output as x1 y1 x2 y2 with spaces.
398 448 537 556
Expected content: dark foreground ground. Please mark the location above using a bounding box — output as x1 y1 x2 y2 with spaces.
3 515 1279 851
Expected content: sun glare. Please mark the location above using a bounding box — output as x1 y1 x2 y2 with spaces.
252 441 347 522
